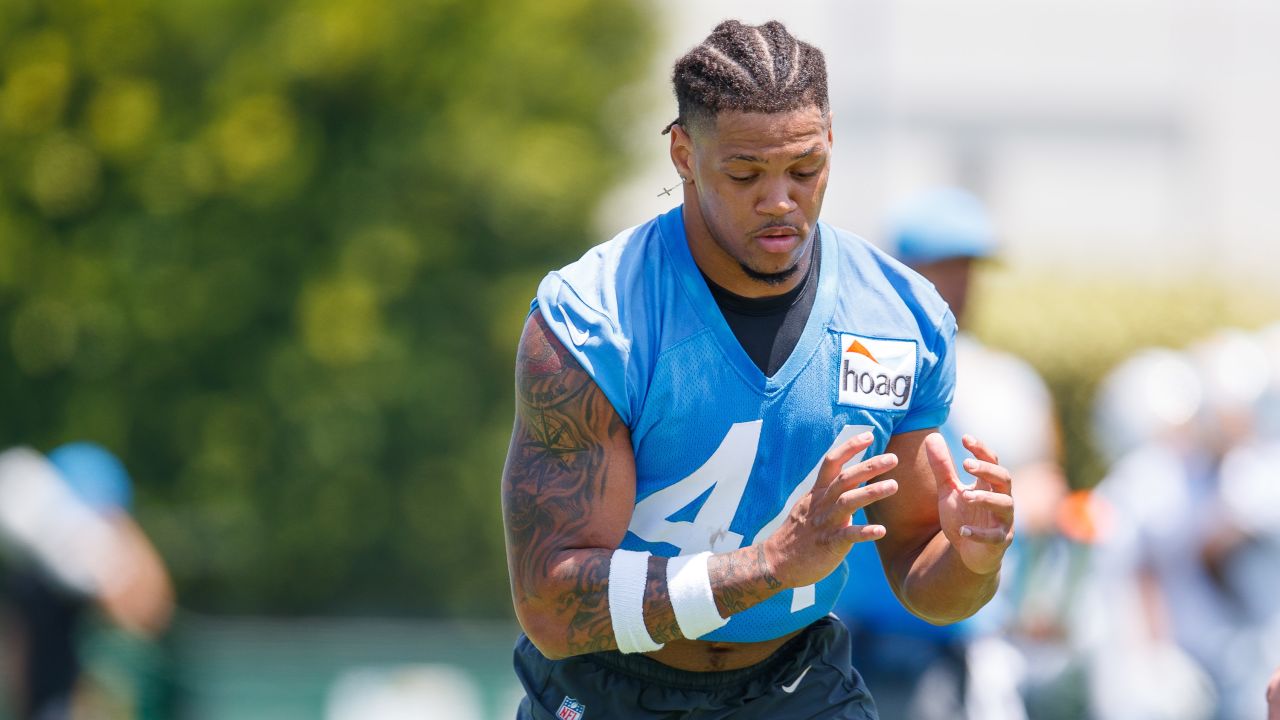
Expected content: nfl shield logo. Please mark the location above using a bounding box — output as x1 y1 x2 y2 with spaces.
556 696 585 720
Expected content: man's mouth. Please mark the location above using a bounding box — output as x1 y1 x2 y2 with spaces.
754 226 801 252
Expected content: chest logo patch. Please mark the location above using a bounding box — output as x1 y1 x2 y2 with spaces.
837 334 917 410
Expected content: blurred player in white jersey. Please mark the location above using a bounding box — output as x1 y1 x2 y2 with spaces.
1086 349 1218 720
0 443 172 719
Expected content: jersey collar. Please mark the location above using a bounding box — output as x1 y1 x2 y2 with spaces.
658 206 840 393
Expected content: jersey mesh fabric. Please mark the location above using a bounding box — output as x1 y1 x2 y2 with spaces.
532 205 956 642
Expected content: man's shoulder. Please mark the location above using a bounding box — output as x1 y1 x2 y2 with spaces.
539 210 674 313
529 209 681 427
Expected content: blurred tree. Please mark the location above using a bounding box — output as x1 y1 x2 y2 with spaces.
0 0 654 616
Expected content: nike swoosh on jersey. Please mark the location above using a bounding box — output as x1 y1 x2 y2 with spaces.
561 315 592 347
781 665 812 694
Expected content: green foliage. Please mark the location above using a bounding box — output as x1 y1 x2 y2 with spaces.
0 0 653 615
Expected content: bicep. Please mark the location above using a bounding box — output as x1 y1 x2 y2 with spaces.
501 312 637 605
865 428 941 589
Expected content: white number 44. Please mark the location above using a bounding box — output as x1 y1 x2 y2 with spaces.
628 422 873 612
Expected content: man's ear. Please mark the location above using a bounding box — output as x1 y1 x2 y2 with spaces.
827 110 835 148
669 123 695 182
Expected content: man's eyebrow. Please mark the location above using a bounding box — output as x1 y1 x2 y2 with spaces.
721 146 823 163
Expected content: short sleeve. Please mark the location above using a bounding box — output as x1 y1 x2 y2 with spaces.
895 307 957 434
532 272 635 427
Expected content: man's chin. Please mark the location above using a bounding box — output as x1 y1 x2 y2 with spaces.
739 261 801 286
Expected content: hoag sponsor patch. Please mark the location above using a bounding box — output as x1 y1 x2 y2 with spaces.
837 334 917 410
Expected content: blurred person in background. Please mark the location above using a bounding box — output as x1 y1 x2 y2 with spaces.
1194 328 1280 719
835 188 1084 720
1084 347 1222 720
0 443 172 720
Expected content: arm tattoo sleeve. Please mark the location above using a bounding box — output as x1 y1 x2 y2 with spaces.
504 314 613 597
503 314 653 654
643 553 682 644
709 545 784 616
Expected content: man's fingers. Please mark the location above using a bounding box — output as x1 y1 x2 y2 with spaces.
835 478 899 516
961 458 1012 491
824 452 898 499
837 523 886 544
962 435 1000 466
815 431 875 491
924 432 961 493
958 525 1011 545
962 489 1014 522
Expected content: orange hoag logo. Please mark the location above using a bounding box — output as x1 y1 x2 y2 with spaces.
845 339 879 364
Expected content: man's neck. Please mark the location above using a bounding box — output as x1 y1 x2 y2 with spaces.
682 198 815 299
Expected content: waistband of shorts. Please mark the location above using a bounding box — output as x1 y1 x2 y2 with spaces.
584 615 835 691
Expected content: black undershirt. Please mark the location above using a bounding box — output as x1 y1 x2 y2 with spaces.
702 232 821 377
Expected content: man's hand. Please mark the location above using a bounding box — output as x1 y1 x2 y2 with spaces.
763 432 900 588
926 433 1014 576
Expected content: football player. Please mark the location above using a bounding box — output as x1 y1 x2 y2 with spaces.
502 20 1015 719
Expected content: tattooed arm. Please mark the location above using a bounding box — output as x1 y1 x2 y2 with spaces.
503 313 800 659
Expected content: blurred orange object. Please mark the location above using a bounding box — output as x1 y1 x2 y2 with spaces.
1056 489 1112 544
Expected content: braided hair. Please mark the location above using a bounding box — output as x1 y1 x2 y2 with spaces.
663 20 829 136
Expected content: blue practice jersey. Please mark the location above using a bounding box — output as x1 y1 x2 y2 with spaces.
532 206 956 643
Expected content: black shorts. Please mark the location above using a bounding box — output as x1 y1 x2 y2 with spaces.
513 614 878 719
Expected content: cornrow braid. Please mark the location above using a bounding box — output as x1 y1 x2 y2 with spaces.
663 20 828 135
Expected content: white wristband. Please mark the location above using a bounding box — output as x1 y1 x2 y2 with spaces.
607 549 664 654
667 552 728 640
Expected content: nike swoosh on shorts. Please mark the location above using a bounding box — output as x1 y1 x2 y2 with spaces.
781 665 812 694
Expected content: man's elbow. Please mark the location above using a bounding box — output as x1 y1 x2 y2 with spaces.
900 582 998 626
891 570 998 626
513 599 573 660
909 606 978 626
894 588 964 625
524 626 572 661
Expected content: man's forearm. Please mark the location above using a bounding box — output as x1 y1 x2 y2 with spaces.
519 544 787 659
896 531 1000 625
709 543 786 616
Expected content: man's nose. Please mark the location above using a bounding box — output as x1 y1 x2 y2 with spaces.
757 179 798 216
